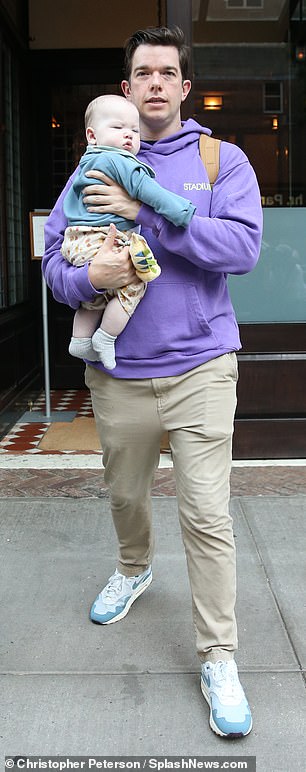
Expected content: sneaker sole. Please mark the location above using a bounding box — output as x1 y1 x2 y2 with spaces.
201 679 253 739
91 571 152 625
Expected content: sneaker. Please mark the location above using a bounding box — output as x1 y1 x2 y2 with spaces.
201 660 252 738
90 566 152 624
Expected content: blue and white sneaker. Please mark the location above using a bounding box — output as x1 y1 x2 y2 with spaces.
90 566 152 624
201 660 252 738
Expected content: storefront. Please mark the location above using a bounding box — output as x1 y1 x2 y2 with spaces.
191 0 306 457
0 0 305 456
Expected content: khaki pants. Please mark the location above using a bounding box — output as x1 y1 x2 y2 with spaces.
85 353 238 663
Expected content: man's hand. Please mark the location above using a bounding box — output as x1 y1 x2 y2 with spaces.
83 170 141 221
88 223 138 290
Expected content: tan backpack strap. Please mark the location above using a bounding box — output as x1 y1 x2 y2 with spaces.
199 134 221 186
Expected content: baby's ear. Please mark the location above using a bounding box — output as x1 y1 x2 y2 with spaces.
86 126 96 144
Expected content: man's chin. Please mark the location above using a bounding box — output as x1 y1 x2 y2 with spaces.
143 105 168 122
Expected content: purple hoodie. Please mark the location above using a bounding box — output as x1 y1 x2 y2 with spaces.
43 119 263 378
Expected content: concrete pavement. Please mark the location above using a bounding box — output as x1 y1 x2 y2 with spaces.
0 495 305 770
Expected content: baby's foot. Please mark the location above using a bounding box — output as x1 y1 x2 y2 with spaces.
68 337 97 361
92 329 117 370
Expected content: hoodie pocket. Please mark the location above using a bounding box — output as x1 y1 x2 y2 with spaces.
116 281 221 360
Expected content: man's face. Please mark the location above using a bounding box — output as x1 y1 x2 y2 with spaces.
121 44 191 139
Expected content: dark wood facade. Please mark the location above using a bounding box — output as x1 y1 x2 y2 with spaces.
0 2 42 435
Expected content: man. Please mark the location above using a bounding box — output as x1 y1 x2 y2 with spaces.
43 26 263 738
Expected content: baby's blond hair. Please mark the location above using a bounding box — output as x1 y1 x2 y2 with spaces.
84 94 131 130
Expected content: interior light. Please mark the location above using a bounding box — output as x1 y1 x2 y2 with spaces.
295 45 306 61
203 95 223 111
272 117 278 130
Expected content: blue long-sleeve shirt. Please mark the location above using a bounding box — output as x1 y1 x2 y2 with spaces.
63 145 196 231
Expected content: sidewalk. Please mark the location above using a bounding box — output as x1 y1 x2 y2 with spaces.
0 462 305 771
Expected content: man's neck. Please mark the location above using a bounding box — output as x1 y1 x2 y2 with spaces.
140 117 182 142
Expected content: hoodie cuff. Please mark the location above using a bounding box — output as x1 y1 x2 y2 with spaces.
71 263 105 304
135 204 164 236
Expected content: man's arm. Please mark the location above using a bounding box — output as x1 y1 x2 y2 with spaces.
136 146 263 275
42 170 91 308
42 175 137 308
81 153 195 228
82 145 262 276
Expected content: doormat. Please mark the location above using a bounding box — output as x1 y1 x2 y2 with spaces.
38 417 171 453
38 417 101 451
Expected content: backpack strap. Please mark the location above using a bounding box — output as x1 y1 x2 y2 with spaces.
199 134 221 186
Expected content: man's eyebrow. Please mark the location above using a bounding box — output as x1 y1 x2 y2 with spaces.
134 64 179 72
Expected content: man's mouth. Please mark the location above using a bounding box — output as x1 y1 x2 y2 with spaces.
146 97 166 104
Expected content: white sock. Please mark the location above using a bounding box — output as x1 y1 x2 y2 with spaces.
92 328 117 370
68 337 97 361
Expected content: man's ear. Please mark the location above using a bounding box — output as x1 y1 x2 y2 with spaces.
181 80 192 102
86 126 96 144
121 80 131 99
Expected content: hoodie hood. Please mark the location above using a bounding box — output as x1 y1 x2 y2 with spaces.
139 119 211 157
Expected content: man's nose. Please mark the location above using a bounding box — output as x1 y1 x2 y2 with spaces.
149 71 162 88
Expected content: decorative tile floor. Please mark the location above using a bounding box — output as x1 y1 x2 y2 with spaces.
32 389 94 417
0 390 95 455
0 422 50 453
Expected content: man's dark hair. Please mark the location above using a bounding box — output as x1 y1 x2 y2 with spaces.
124 26 190 82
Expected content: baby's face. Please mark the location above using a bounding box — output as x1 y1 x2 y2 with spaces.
92 99 140 155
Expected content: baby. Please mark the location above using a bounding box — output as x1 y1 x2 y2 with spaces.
61 94 196 369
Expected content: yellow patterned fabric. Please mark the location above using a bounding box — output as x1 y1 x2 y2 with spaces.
61 225 147 315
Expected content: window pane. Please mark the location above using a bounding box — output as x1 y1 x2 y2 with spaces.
2 41 28 307
229 209 306 322
50 83 121 205
192 4 306 323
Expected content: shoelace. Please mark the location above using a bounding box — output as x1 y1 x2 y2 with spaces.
103 573 125 602
212 661 241 701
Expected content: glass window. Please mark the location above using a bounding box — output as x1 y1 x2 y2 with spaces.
226 1 263 8
229 208 306 322
192 0 306 323
263 81 283 113
0 38 28 309
50 83 121 204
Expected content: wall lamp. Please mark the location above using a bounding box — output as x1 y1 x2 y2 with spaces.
203 95 223 111
295 45 306 61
